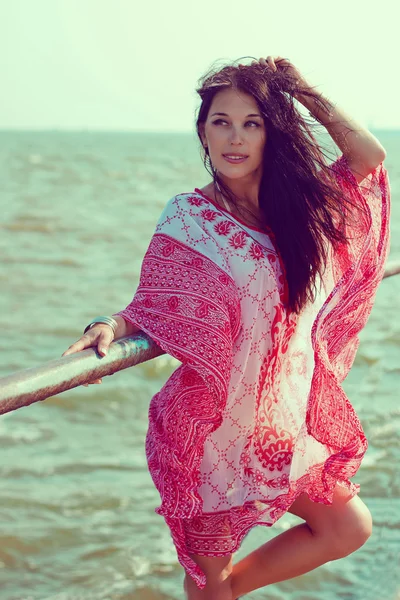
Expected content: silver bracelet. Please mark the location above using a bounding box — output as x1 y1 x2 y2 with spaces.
83 315 118 335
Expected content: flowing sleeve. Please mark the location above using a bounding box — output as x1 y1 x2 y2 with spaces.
317 155 391 381
114 194 243 588
115 194 241 387
328 154 391 287
306 155 391 482
114 194 241 513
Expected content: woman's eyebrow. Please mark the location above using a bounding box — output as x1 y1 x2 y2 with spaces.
210 112 262 118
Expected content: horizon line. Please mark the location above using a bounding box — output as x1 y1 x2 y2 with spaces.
0 128 196 134
0 127 399 134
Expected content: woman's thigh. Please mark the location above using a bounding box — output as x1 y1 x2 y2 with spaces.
187 552 234 581
287 483 373 556
184 553 234 595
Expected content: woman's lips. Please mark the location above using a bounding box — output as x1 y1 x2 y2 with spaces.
223 155 248 164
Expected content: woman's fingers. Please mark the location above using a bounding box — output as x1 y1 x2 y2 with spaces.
83 378 102 387
250 57 277 72
97 328 114 357
62 325 113 358
265 56 277 72
62 335 91 357
62 324 115 386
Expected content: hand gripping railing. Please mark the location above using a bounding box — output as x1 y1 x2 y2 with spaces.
1 259 399 417
0 332 166 416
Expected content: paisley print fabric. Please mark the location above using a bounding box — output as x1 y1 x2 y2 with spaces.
116 155 390 589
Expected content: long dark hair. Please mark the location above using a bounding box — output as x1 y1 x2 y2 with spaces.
195 57 368 315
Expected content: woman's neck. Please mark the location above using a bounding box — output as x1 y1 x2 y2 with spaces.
215 181 261 217
200 182 262 227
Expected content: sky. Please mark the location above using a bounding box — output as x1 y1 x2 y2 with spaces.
0 0 398 132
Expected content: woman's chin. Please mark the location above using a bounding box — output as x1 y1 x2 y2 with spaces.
218 162 250 173
217 168 254 181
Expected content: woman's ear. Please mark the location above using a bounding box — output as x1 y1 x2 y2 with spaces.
199 124 207 148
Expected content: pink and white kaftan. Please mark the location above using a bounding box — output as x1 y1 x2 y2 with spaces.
116 155 390 589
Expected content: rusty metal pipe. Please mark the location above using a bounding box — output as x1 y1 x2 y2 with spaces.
0 259 399 417
0 333 165 416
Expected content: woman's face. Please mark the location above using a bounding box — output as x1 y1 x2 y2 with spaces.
201 88 267 182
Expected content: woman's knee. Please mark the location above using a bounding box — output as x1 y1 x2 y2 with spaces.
329 499 373 558
288 485 373 559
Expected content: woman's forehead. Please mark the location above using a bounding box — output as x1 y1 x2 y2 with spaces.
209 89 260 115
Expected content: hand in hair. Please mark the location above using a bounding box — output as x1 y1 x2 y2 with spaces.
247 56 311 99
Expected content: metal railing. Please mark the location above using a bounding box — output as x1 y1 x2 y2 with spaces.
1 259 399 417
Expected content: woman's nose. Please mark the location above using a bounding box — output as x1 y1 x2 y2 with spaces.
229 127 244 144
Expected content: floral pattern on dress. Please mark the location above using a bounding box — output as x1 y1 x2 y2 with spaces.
116 156 390 589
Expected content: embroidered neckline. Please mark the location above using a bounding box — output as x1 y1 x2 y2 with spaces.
194 188 268 235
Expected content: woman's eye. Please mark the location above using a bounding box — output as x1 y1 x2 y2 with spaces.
212 119 260 127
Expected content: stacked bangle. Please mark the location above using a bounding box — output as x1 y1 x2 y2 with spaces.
83 316 118 335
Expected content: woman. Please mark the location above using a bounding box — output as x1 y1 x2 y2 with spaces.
62 56 390 599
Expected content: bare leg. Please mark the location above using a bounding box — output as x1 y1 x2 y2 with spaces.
183 553 234 600
184 572 233 600
230 488 372 598
182 524 333 599
230 521 332 598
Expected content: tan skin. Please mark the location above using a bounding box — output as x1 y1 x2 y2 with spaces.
61 315 139 385
62 55 374 600
62 323 111 386
185 482 373 599
199 87 266 228
198 55 307 230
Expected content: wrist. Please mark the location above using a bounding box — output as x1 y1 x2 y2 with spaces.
111 315 128 340
293 79 318 106
112 314 142 340
83 315 118 336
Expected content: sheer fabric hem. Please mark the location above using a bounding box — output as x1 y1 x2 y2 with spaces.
169 471 360 589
